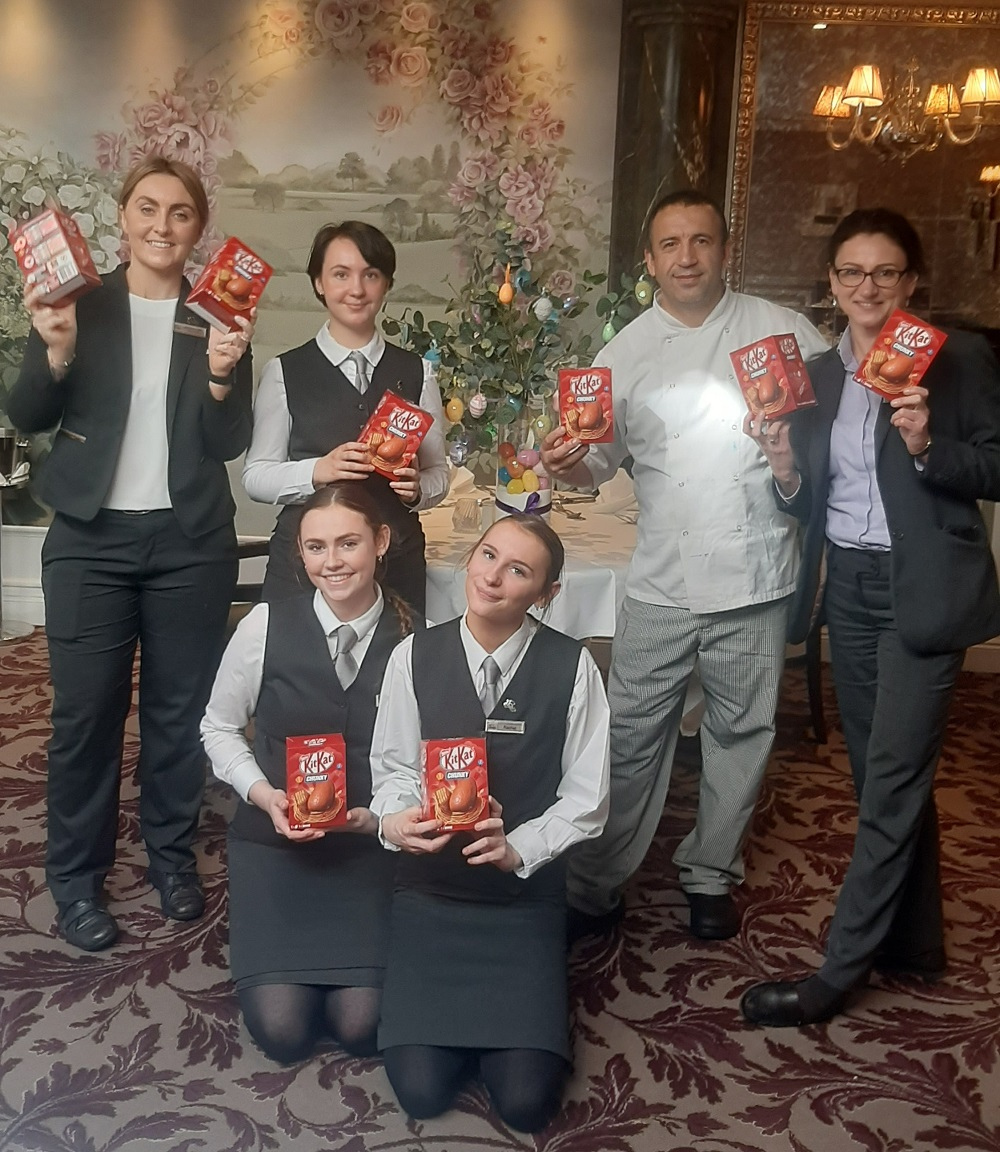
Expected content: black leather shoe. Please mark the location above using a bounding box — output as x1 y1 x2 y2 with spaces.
741 979 845 1027
567 901 624 945
149 872 205 921
58 898 118 952
874 947 947 983
686 892 740 940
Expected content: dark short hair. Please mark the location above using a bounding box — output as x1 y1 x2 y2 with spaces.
119 156 209 231
826 208 925 276
470 513 565 600
645 189 729 249
307 220 396 303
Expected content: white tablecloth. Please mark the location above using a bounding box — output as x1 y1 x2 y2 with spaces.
420 502 638 639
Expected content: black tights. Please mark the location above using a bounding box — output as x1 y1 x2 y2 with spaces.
382 1044 568 1134
238 983 380 1063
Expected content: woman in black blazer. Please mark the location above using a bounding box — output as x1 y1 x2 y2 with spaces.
7 156 254 951
741 208 1000 1025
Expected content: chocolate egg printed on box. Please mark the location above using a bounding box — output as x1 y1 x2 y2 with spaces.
729 334 817 419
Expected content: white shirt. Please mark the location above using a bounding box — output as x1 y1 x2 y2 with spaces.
201 588 386 803
369 616 611 879
103 295 175 509
583 288 829 612
242 325 449 511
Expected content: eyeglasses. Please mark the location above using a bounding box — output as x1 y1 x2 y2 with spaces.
832 266 909 288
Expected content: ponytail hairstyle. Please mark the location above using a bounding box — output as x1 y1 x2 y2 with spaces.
297 483 414 637
466 513 565 610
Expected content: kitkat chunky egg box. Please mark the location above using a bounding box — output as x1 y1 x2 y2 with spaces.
10 207 101 307
854 310 947 400
186 237 272 332
421 737 489 833
730 334 817 419
558 367 613 443
285 733 347 831
358 391 433 476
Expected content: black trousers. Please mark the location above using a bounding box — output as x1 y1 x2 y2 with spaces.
261 504 427 613
41 509 237 905
819 544 963 990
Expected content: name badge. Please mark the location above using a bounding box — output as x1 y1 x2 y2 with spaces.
174 320 208 338
485 719 525 735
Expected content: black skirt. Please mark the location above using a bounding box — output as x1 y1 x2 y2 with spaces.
377 889 569 1059
227 827 396 990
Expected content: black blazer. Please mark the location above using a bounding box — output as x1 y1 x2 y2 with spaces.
7 266 253 539
783 331 1000 654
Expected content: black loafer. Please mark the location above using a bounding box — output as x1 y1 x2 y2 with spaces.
58 898 119 952
741 979 846 1027
686 891 740 940
149 872 205 921
567 901 624 945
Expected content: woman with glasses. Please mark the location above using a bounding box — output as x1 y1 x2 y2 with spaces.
741 207 1000 1025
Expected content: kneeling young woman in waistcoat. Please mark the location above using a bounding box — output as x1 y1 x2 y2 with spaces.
242 221 448 612
202 483 418 1062
370 514 610 1133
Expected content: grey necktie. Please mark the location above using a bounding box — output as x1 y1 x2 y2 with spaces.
480 655 502 716
334 624 359 689
347 350 369 395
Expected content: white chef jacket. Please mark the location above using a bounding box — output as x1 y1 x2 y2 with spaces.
584 288 829 613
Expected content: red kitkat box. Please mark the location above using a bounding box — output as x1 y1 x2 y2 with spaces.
10 208 101 307
186 237 272 332
854 310 947 399
730 334 817 419
558 367 613 442
286 733 348 831
358 390 433 477
421 737 489 832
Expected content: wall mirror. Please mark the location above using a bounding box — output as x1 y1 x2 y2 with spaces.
729 3 1000 338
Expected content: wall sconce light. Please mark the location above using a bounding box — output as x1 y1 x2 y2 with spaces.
813 59 999 161
973 165 1000 271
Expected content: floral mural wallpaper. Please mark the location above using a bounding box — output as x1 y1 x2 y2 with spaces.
0 0 620 527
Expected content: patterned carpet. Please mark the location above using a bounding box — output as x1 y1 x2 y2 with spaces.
0 631 998 1152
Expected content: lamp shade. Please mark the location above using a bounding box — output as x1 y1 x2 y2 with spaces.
961 67 1000 106
842 65 884 107
924 83 962 117
813 85 851 118
980 165 1000 184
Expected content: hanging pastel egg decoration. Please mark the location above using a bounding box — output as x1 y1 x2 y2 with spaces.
602 320 617 343
444 396 465 423
515 265 531 293
533 295 554 323
468 392 488 418
498 263 515 305
448 437 469 467
634 276 654 306
531 411 553 439
562 294 579 312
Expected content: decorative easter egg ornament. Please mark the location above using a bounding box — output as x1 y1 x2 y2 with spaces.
531 412 553 438
498 263 515 305
634 277 654 306
498 441 516 460
506 478 525 495
562 295 578 312
602 320 617 343
506 458 525 479
515 266 531 292
469 392 488 418
537 473 551 490
521 468 539 493
423 343 441 365
444 397 464 423
516 447 540 469
533 296 554 323
498 465 511 485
